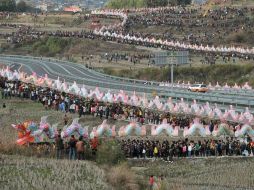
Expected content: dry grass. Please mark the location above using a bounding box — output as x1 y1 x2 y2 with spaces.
1 13 120 32
0 154 111 190
66 39 143 56
131 157 254 190
107 163 140 190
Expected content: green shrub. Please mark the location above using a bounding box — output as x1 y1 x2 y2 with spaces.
36 44 49 55
46 37 69 56
31 37 72 57
96 139 125 165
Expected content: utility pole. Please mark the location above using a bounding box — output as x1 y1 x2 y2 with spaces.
169 53 175 87
35 0 38 15
171 62 174 87
168 51 179 87
153 51 188 87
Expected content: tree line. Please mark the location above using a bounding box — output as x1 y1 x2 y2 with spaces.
0 0 33 12
106 0 192 9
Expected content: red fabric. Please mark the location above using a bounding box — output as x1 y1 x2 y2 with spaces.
90 138 98 149
149 177 154 185
182 146 187 153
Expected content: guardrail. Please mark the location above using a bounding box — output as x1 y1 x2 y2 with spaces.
1 55 254 110
0 54 162 86
2 54 254 93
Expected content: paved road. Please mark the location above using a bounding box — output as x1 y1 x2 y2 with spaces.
1 55 253 112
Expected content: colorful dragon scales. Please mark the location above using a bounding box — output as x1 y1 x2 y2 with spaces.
12 116 254 145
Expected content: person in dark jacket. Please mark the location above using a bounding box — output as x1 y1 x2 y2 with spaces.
68 135 77 160
79 105 83 118
55 134 64 159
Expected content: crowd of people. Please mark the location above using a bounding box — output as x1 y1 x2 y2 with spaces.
1 6 254 60
2 75 250 131
0 75 247 133
121 138 254 160
1 76 254 161
29 134 98 160
0 77 196 127
126 7 254 47
0 24 40 44
0 22 242 66
54 134 99 160
1 23 251 65
91 6 254 55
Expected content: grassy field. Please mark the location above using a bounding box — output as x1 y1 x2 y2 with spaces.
131 157 254 190
1 37 153 70
1 154 254 190
0 13 120 32
0 154 111 190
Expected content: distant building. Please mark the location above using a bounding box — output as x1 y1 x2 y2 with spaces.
63 6 82 13
36 3 48 12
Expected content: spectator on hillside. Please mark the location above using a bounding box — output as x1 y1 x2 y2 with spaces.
90 137 99 156
63 113 69 125
55 134 64 159
68 135 77 160
76 136 85 160
149 175 154 190
78 105 83 118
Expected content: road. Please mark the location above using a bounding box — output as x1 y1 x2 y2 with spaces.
0 55 254 112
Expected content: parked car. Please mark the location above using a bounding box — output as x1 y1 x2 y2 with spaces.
188 84 208 93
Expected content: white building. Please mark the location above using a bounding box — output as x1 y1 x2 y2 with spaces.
36 3 48 12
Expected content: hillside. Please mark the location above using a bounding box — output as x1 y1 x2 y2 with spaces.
2 36 254 86
103 64 254 86
106 0 254 9
106 0 191 9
